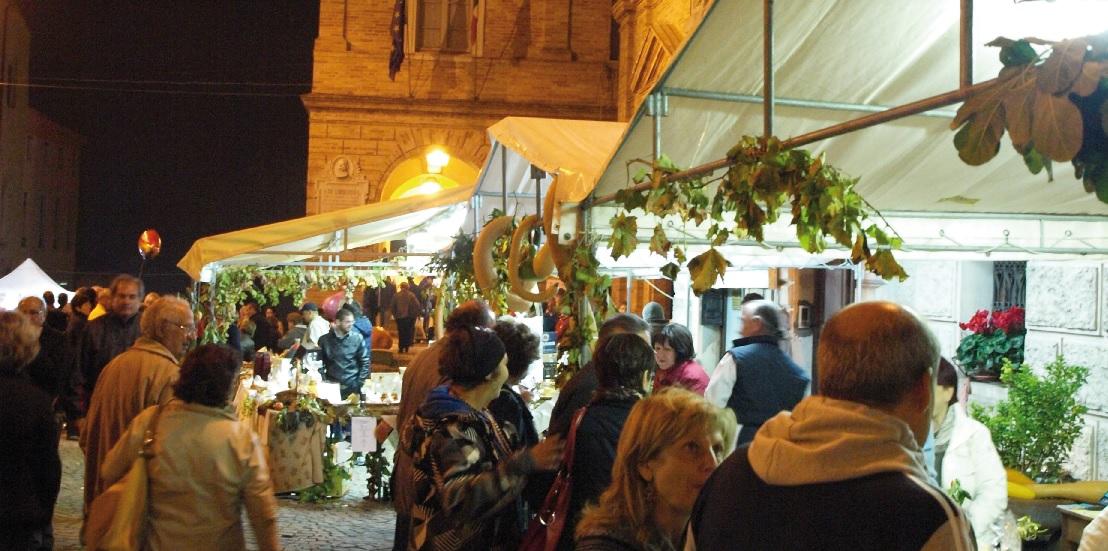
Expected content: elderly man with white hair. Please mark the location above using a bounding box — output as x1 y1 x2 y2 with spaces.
80 295 196 512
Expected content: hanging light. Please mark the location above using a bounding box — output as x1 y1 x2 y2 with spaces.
426 149 450 174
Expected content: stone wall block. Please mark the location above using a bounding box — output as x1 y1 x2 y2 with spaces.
967 381 1008 410
1026 263 1100 332
1097 420 1108 480
327 124 362 139
1103 264 1108 335
1024 333 1061 373
341 139 377 156
901 260 957 319
1063 423 1094 480
1061 340 1108 412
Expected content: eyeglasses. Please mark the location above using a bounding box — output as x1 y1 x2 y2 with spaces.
165 320 196 334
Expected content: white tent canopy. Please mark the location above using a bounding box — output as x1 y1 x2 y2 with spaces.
467 117 628 229
0 258 71 310
588 0 1108 261
177 184 474 280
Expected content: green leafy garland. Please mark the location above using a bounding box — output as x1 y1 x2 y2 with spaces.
952 32 1108 202
610 138 907 295
425 230 480 314
195 265 385 344
556 236 611 379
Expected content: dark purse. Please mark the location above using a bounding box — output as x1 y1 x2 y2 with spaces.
518 406 587 551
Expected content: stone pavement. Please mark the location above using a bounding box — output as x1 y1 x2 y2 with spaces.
53 438 397 551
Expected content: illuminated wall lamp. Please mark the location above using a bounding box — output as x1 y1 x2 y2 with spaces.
426 149 450 174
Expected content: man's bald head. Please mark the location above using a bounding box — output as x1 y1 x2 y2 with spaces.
818 301 939 409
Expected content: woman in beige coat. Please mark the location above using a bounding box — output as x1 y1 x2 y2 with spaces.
101 344 279 550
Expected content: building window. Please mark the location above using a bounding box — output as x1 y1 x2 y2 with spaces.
993 261 1026 311
411 0 480 54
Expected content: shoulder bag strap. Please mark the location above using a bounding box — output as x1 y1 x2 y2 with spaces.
561 406 588 472
140 404 165 459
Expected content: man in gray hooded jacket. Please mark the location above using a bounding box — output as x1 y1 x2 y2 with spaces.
687 301 975 551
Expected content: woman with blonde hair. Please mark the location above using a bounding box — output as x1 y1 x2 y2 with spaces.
575 388 737 551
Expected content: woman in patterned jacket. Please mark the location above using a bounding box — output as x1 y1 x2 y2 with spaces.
403 325 564 551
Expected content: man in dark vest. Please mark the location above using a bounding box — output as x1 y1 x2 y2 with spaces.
705 299 809 444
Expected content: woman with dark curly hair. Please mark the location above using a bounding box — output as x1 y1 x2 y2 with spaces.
489 317 542 449
100 344 279 550
652 323 708 395
0 311 59 551
404 325 563 550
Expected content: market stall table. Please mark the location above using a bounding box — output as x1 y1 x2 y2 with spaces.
1059 504 1102 551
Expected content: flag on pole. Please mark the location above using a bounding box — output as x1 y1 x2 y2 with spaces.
388 0 407 81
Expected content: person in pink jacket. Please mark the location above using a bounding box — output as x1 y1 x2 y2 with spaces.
652 323 709 395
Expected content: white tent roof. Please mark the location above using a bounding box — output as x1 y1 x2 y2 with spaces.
177 184 474 280
0 258 71 310
585 0 1108 262
467 117 628 228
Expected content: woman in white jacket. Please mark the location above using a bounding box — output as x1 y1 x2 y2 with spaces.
933 358 1009 549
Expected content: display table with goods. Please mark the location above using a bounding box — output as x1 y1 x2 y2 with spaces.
234 354 402 501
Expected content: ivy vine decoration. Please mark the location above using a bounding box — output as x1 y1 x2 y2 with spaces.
195 265 385 345
610 139 907 295
556 235 611 379
952 32 1108 202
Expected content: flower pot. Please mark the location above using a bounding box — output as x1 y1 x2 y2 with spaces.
969 372 1001 382
1009 497 1074 531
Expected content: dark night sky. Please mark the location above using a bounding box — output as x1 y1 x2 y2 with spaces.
21 2 319 293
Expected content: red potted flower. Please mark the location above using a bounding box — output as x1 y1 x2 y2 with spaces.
955 306 1026 379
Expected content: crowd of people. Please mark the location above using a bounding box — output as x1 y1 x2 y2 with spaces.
4 273 1108 550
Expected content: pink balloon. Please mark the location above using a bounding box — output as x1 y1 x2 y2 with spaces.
322 291 346 321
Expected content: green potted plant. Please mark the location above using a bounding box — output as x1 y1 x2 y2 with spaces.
970 356 1089 543
955 306 1026 379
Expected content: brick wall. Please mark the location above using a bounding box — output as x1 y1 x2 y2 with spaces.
304 0 621 213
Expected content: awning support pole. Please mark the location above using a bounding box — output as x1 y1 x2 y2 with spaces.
763 0 774 139
961 0 973 88
499 144 508 213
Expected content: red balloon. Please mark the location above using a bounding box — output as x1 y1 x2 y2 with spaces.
321 291 346 321
138 229 162 260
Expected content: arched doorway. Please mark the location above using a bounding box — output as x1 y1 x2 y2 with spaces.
379 147 480 201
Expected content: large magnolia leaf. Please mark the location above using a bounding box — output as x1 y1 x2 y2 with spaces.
687 248 730 295
1071 61 1106 97
1037 39 1088 95
1002 69 1038 148
956 112 1006 165
1031 92 1084 162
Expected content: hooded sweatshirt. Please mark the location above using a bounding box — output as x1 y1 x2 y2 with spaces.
687 396 975 551
403 385 533 551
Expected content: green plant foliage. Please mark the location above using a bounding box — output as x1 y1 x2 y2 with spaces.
970 357 1089 483
556 235 611 379
195 265 384 345
612 139 906 294
953 33 1108 203
426 230 481 314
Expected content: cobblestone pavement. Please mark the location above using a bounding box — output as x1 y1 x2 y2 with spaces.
54 438 397 551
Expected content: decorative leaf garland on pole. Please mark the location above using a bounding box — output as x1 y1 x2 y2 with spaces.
952 31 1108 202
610 137 907 295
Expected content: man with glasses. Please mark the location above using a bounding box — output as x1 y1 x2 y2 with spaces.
17 296 66 401
81 296 196 513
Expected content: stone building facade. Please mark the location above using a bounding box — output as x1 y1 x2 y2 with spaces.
0 1 80 279
304 0 713 214
867 260 1108 480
